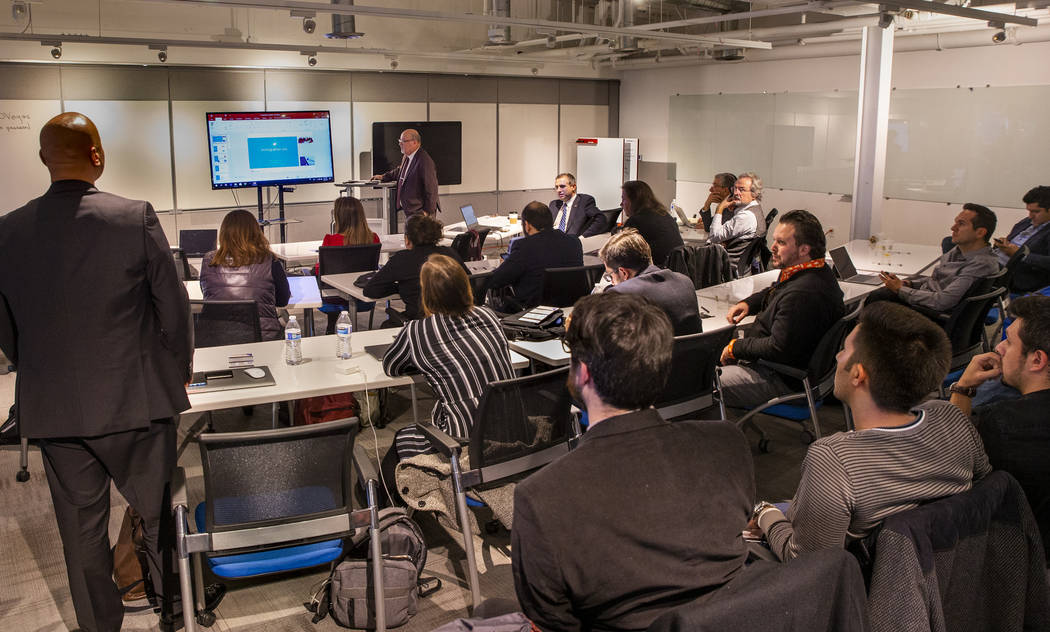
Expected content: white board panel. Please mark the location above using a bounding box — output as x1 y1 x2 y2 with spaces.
559 104 609 177
351 102 427 180
267 100 352 205
430 102 496 195
499 104 558 192
172 100 264 211
0 100 63 212
65 100 174 210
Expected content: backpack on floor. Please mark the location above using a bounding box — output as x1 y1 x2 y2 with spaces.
306 508 440 629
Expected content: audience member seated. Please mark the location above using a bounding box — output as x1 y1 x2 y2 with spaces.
707 171 766 271
994 185 1050 294
363 214 466 322
699 172 735 224
599 228 701 335
315 195 381 333
549 172 607 237
200 209 290 340
483 201 583 312
872 203 1000 315
381 254 515 492
949 295 1050 565
749 302 991 560
718 209 845 409
617 180 684 267
512 292 754 631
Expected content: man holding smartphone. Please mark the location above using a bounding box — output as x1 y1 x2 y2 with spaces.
992 185 1050 293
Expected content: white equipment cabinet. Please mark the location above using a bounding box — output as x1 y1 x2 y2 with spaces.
575 137 638 211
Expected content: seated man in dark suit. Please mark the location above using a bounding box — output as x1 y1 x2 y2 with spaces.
512 292 754 631
483 201 583 311
549 172 607 237
993 185 1050 294
599 228 701 335
950 295 1050 565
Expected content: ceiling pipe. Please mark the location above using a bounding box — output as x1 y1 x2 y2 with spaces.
485 0 514 47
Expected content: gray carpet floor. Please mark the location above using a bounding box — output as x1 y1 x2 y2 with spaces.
0 334 845 631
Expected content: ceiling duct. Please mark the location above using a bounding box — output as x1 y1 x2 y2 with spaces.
327 0 363 39
615 0 640 53
713 48 745 60
485 0 515 47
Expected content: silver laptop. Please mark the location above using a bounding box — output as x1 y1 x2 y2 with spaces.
829 247 883 285
458 204 503 231
186 366 276 393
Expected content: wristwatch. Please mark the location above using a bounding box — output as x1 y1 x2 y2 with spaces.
751 501 779 523
948 381 978 398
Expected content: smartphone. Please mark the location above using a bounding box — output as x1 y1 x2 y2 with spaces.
205 369 234 380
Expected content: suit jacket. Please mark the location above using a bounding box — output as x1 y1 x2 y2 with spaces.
607 264 702 335
362 244 467 320
548 193 607 237
512 409 754 632
381 148 439 217
485 228 583 309
0 180 192 439
1006 218 1050 293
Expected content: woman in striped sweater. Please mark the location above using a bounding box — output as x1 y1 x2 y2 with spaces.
382 253 515 480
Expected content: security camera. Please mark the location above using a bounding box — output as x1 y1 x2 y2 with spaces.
991 30 1007 43
303 18 316 34
390 59 399 70
307 56 317 66
157 50 167 62
51 46 62 59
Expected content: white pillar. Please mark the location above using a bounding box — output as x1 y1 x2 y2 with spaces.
851 24 894 240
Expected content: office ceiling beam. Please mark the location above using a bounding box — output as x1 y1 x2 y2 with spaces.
140 0 773 49
857 0 1038 26
626 2 856 29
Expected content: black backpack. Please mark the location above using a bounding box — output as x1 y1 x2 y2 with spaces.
306 508 440 629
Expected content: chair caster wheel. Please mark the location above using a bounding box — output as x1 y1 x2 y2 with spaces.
800 430 815 445
758 439 771 453
197 610 216 627
15 470 29 482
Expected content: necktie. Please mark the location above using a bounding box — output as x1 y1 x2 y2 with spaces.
396 156 409 209
558 200 570 232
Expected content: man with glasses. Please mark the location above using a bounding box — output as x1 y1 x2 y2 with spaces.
512 292 753 631
599 228 701 335
371 128 439 220
549 172 607 237
708 171 766 272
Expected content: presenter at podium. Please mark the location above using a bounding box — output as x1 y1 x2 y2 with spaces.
372 128 439 220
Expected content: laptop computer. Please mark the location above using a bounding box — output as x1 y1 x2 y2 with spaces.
447 204 503 233
829 246 883 285
186 366 276 393
179 229 218 258
364 343 391 362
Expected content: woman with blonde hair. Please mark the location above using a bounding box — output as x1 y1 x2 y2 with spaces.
200 209 290 340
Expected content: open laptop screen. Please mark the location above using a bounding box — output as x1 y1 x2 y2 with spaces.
460 204 479 228
828 246 859 280
180 229 218 258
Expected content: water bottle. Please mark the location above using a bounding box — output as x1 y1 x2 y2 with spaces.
284 315 303 366
335 310 352 359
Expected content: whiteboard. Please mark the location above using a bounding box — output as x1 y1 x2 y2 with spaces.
0 100 63 212
499 103 558 191
65 100 175 210
351 102 427 180
267 100 352 205
172 100 264 211
430 102 496 195
559 104 609 177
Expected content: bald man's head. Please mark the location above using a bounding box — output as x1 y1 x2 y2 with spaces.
39 112 105 183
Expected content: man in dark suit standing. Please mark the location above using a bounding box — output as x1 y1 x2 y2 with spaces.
0 113 194 632
993 185 1050 294
483 201 583 311
372 128 439 222
549 172 607 237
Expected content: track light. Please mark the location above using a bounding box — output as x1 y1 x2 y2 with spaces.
991 30 1008 43
303 18 316 34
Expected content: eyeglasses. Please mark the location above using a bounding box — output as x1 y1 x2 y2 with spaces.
397 138 415 145
733 185 749 192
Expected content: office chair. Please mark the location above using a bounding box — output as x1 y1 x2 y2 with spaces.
655 329 735 420
172 419 388 631
171 247 194 281
718 305 860 451
318 243 382 333
666 244 732 290
190 300 262 348
599 207 621 233
540 264 604 308
415 366 579 610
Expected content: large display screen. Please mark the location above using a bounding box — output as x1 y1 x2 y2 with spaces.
206 111 335 189
372 121 462 186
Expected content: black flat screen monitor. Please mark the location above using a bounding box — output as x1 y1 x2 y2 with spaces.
371 122 462 186
206 111 335 189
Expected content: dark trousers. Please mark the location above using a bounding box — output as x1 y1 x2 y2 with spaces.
39 419 177 632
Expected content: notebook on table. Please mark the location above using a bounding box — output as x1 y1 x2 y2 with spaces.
186 366 276 393
829 246 883 285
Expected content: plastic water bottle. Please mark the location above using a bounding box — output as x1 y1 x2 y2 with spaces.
335 310 353 359
284 315 303 366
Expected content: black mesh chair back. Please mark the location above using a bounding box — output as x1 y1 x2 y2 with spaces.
467 366 575 481
541 264 604 307
179 229 218 258
171 247 192 281
943 278 1006 370
199 420 358 535
600 208 622 232
318 243 382 278
190 299 262 348
656 328 735 419
451 230 484 262
763 208 779 231
806 305 861 398
735 237 767 278
941 235 955 254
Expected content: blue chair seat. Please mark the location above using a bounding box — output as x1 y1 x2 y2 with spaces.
762 399 823 421
194 503 343 578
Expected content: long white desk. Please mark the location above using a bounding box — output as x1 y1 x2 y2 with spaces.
270 234 426 269
185 275 322 336
843 238 942 275
443 215 523 247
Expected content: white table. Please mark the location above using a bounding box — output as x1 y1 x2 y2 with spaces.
270 235 426 269
842 238 942 275
185 275 322 336
443 215 523 248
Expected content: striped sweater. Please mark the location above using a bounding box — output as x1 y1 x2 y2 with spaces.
383 306 515 456
761 399 991 560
